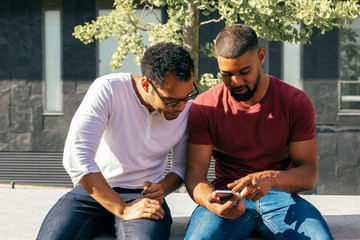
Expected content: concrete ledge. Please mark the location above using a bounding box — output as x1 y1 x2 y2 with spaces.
0 187 359 240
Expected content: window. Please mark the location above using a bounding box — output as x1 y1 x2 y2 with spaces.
283 24 302 90
43 9 63 113
340 16 360 111
98 8 162 77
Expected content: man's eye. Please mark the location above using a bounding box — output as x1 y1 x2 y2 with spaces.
221 73 231 78
240 71 250 75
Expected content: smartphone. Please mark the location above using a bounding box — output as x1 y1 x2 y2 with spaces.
215 190 235 201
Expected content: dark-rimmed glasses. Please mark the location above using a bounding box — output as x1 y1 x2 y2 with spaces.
147 78 199 107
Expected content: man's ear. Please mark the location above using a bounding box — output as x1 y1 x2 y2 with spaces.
141 77 150 93
258 48 266 65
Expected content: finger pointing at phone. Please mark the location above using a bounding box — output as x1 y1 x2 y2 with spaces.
227 171 275 201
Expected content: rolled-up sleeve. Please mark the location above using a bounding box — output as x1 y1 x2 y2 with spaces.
63 78 113 186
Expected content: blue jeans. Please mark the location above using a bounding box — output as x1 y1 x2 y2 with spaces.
185 189 333 240
36 185 172 240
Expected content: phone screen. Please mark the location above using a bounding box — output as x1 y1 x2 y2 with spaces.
215 190 235 201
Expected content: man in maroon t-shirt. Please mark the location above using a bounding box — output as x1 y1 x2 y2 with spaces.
184 24 333 240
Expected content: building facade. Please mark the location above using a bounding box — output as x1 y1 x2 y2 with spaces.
0 0 359 193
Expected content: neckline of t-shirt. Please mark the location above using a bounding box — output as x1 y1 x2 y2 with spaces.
230 75 273 112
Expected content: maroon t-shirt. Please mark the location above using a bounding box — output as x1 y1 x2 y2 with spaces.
188 76 316 190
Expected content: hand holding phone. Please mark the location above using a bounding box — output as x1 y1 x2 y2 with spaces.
215 190 236 202
212 190 245 219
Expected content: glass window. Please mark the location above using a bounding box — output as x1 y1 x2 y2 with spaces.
340 16 360 111
44 9 63 113
98 8 162 76
283 24 302 90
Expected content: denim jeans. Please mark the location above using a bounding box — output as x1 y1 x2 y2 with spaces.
185 189 333 240
36 185 172 240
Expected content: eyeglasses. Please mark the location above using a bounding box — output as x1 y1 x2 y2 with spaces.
147 78 199 108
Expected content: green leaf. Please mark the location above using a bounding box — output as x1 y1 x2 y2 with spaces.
72 0 360 87
202 10 210 16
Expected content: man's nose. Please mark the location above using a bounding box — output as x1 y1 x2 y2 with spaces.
230 74 244 88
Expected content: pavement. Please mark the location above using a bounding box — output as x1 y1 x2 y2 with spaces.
0 185 360 240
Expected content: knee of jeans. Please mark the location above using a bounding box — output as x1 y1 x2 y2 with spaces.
264 223 333 240
260 205 332 240
185 206 230 239
115 216 172 240
297 218 333 240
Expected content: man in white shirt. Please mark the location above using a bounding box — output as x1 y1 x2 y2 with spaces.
37 43 198 240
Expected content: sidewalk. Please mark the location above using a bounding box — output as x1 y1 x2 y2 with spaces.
0 186 359 240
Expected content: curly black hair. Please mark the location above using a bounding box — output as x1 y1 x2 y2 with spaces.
141 43 194 88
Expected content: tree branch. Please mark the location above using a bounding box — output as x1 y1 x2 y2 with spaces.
128 16 148 31
141 1 162 23
200 17 223 26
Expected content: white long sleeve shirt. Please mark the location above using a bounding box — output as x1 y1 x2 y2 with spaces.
63 73 191 188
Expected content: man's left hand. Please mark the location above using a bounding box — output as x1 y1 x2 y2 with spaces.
227 171 277 201
142 181 165 204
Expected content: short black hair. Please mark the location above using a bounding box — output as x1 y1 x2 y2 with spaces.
215 24 258 58
141 43 194 88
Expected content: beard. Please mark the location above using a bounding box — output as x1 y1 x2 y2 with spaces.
161 110 182 120
230 70 260 102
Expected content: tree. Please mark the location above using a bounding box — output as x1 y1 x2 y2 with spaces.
73 0 360 87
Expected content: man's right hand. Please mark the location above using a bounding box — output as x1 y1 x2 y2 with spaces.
120 198 165 221
79 173 165 222
205 191 246 219
185 144 246 219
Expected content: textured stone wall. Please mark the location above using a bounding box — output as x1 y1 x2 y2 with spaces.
316 127 360 194
0 0 96 152
0 81 37 151
304 29 360 195
306 79 360 194
0 80 90 151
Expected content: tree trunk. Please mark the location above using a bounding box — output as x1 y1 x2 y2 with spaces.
182 3 199 84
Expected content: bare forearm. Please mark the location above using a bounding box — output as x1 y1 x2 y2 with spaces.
229 162 318 201
79 172 126 217
185 170 214 208
185 143 215 207
234 139 319 195
275 138 319 193
270 165 318 193
192 181 215 208
160 172 184 196
80 172 166 221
